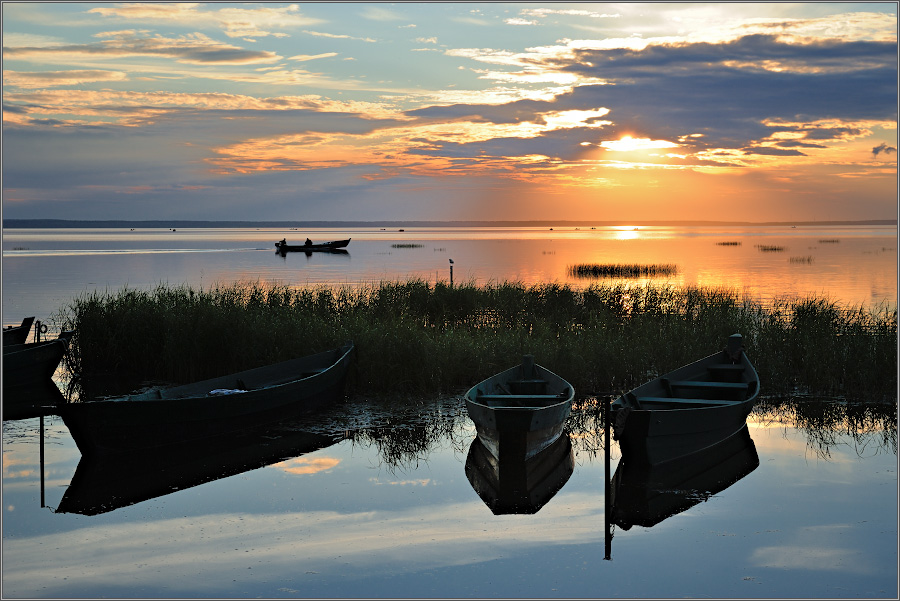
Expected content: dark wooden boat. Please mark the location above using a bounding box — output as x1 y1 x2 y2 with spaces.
464 355 574 463
610 333 760 465
3 316 35 345
59 342 354 456
275 238 350 254
465 432 574 515
610 424 759 529
3 330 74 390
57 421 344 515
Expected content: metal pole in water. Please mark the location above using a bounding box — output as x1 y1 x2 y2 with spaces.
40 414 45 508
604 396 612 560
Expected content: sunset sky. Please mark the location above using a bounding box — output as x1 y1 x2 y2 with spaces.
2 2 897 222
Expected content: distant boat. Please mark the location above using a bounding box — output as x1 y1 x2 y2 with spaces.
465 431 574 515
610 334 760 465
60 342 354 456
464 355 574 463
3 330 74 390
3 316 35 345
275 238 350 254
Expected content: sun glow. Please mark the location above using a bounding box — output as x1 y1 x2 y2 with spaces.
601 136 679 152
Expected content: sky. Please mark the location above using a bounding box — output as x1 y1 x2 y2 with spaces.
2 2 898 222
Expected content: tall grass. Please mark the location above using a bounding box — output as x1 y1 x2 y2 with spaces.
568 263 677 277
57 280 897 402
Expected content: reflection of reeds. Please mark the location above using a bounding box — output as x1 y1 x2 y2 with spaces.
716 241 741 246
755 244 785 252
568 263 677 277
789 256 814 264
58 280 897 402
753 397 897 458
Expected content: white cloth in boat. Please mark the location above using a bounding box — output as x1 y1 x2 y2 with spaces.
207 388 248 395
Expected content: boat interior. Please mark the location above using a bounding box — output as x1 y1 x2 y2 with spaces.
626 355 758 410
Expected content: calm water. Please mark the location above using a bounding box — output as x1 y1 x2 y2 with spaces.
1 225 898 598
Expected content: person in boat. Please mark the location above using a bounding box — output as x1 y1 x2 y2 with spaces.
305 238 312 246
280 238 287 247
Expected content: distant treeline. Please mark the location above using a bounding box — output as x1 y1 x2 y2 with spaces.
4 219 897 229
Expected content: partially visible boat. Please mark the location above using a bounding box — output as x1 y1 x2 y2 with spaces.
275 238 350 254
464 355 574 463
3 330 74 390
465 432 574 515
57 421 345 515
60 342 354 456
3 316 35 346
610 424 759 529
610 334 760 465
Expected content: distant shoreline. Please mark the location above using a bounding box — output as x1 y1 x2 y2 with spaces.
3 219 897 229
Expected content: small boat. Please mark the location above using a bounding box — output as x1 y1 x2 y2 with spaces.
60 342 355 456
57 422 344 515
3 316 35 345
275 238 350 254
464 355 574 463
610 424 759 530
610 333 760 465
465 432 574 515
3 330 74 390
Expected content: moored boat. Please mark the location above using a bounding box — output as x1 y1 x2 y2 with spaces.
464 355 574 464
610 333 760 465
3 316 35 346
59 342 354 456
275 238 350 254
3 330 74 390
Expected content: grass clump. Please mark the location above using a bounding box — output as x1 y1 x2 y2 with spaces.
756 245 785 252
391 244 424 248
716 241 741 246
568 264 677 278
57 280 897 402
790 256 814 264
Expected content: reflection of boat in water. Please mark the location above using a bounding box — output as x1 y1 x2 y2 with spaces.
464 355 573 463
610 425 759 530
275 238 350 255
611 334 759 465
2 380 66 420
57 422 344 515
60 342 354 457
3 316 35 345
466 432 574 515
3 330 74 390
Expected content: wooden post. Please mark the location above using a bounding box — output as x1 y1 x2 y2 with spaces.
449 259 454 287
40 415 45 508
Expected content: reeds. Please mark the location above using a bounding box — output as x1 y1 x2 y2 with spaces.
568 263 678 278
790 256 814 264
755 244 785 252
391 244 424 248
56 280 897 402
716 241 741 246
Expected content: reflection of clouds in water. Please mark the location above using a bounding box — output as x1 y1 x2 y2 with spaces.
271 455 340 475
750 525 876 574
2 493 604 596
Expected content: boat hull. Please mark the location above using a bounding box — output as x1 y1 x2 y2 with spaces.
611 335 759 465
276 239 350 253
3 331 73 390
464 360 573 462
60 343 354 456
3 316 35 346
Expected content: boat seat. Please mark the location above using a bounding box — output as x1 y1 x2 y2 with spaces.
635 396 741 406
707 364 745 373
668 380 748 391
477 394 564 400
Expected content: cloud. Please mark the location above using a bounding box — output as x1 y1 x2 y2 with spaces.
4 31 281 65
3 69 129 89
871 142 897 158
87 3 322 39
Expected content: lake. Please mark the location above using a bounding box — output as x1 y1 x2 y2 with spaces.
1 224 898 598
